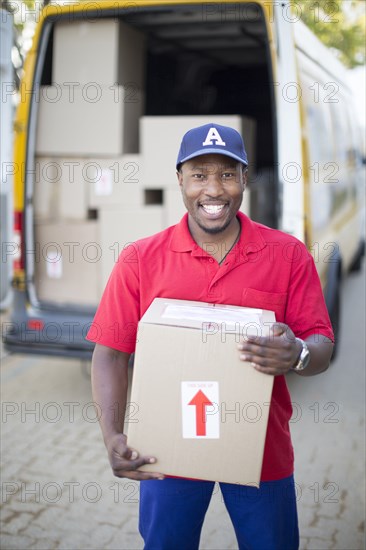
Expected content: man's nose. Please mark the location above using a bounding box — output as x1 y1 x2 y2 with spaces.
205 174 224 196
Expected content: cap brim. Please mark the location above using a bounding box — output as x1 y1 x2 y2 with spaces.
177 148 248 169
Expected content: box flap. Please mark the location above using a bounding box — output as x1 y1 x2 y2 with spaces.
141 297 271 333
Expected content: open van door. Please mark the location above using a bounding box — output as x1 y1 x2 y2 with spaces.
0 10 14 310
274 0 304 241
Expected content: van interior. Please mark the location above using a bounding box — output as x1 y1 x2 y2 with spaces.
31 2 278 308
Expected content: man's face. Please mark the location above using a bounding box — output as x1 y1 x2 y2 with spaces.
177 154 246 235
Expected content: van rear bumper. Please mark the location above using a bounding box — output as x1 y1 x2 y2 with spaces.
2 289 96 359
3 334 94 359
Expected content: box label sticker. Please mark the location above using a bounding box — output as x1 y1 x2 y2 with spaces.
95 169 113 196
163 304 261 330
46 249 62 279
181 381 219 439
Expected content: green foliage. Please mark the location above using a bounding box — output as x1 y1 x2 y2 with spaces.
2 0 43 86
3 0 39 34
291 0 366 68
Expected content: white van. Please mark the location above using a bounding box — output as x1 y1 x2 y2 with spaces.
3 0 364 358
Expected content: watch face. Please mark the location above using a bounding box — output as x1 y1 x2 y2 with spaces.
299 343 310 370
302 350 311 369
293 339 310 371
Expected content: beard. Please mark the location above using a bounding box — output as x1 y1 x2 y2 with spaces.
194 217 233 234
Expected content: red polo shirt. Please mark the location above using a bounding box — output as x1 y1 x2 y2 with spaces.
86 211 334 481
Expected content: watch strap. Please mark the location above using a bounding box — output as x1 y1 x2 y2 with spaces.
292 338 310 371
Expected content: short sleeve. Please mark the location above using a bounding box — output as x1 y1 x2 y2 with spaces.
285 247 334 342
85 243 140 353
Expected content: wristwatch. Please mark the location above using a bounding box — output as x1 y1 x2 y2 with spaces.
291 338 310 371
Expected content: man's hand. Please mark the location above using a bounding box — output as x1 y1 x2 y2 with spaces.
237 323 301 376
106 433 165 480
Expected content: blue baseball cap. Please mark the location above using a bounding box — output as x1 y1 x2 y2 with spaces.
176 123 248 169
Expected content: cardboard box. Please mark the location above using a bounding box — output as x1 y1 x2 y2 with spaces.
53 19 145 87
34 220 101 305
140 115 256 187
99 205 164 288
33 157 89 221
88 155 143 209
33 157 60 220
163 185 187 227
58 159 88 220
36 86 143 157
128 298 275 486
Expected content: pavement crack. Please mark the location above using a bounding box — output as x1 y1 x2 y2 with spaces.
309 511 320 528
336 489 348 519
330 528 339 549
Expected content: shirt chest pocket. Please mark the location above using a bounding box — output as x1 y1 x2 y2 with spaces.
241 288 288 322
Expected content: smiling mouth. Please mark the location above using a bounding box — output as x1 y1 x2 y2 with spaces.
200 204 227 215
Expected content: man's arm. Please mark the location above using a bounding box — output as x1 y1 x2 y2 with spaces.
237 324 334 377
91 343 164 480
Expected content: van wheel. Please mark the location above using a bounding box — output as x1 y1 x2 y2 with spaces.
349 239 365 273
329 280 341 362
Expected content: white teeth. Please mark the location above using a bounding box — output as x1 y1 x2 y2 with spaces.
202 204 225 214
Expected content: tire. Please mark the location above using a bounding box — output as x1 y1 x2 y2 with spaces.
328 279 341 362
324 254 342 363
349 239 365 273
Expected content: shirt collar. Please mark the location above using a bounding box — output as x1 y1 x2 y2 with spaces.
169 213 196 252
169 211 267 257
236 211 267 257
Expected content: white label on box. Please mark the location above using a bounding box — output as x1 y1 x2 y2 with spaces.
163 304 262 330
95 169 113 196
181 381 219 439
46 250 63 279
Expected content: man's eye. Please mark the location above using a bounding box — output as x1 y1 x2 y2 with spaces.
222 172 235 178
193 173 205 179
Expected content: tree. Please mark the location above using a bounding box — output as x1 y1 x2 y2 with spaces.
291 0 366 68
2 0 46 87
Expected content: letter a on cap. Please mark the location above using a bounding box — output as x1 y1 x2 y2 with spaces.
202 127 226 147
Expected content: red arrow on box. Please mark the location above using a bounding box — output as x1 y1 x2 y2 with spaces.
188 390 213 436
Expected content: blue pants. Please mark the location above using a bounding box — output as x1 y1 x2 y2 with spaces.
139 475 299 550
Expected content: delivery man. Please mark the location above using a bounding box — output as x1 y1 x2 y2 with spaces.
86 123 334 550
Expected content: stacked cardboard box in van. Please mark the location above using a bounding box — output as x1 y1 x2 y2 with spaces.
34 19 154 306
87 156 143 209
33 19 257 307
34 221 100 306
98 206 164 289
34 157 89 221
52 19 145 88
35 85 143 157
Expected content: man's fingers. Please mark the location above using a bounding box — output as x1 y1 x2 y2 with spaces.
252 363 288 376
238 334 278 350
112 470 165 481
111 442 152 464
121 446 139 461
111 454 157 473
128 455 157 470
238 340 275 356
238 334 294 353
271 322 288 337
240 353 277 368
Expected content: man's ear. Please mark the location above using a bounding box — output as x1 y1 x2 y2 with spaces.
242 169 248 191
177 170 183 187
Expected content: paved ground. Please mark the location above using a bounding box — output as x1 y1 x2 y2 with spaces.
0 262 365 550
